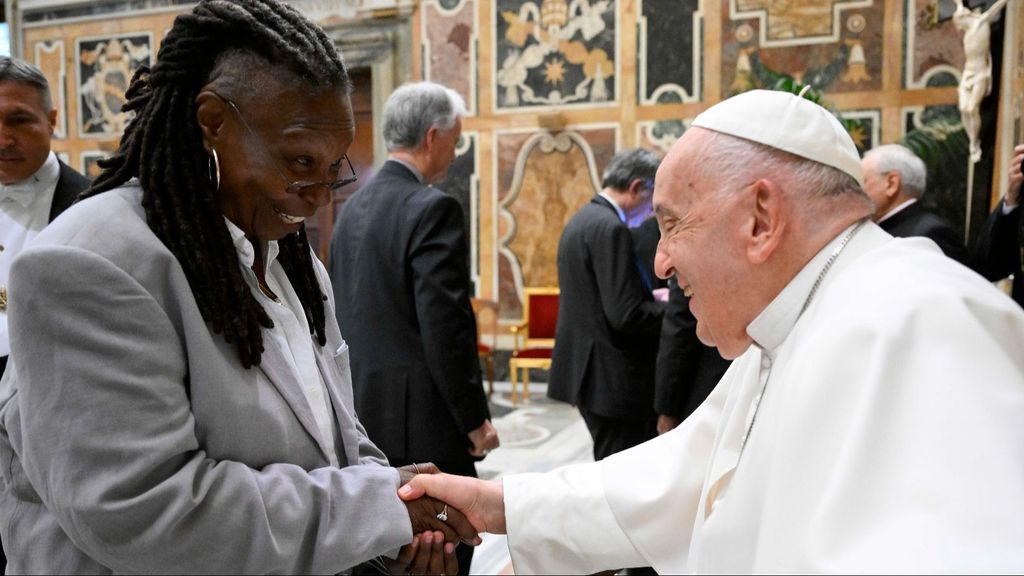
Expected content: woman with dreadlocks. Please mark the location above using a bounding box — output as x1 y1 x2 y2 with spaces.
0 1 476 573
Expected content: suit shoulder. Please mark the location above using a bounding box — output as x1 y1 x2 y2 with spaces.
59 162 92 193
37 185 175 274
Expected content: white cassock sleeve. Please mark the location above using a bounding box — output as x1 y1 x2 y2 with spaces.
503 369 733 575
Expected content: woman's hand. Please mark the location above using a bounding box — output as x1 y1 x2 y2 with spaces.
387 531 458 575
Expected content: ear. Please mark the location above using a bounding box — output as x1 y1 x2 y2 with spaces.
745 179 785 265
423 125 439 153
884 171 901 198
195 90 228 154
46 108 57 135
626 178 647 197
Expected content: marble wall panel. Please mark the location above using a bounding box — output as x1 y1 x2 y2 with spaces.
842 109 881 153
496 127 617 319
493 0 618 110
636 119 689 157
423 0 478 114
905 0 964 88
722 0 883 97
638 0 702 104
79 150 107 180
33 40 67 139
76 32 152 138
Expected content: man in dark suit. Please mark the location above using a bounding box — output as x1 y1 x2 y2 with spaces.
973 143 1024 308
329 82 495 575
548 148 666 462
862 144 968 263
654 279 731 435
0 55 90 570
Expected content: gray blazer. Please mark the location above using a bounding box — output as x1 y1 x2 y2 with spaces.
0 184 412 574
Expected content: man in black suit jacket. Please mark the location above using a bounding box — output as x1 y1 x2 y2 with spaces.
862 144 968 263
0 56 90 571
548 148 666 462
0 56 91 379
329 82 495 575
973 143 1024 308
654 279 731 435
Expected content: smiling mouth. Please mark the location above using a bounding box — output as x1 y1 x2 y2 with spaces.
273 207 305 224
682 285 693 298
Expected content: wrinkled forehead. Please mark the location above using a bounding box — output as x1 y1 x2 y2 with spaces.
653 129 708 213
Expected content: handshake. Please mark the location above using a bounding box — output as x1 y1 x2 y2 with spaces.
392 463 507 575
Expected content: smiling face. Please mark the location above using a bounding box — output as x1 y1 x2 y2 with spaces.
205 85 356 242
653 129 757 359
0 80 56 185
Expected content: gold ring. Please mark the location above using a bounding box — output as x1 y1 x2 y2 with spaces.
436 504 449 522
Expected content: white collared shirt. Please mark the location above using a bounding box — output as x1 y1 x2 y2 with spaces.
224 218 340 467
877 197 917 224
0 152 60 357
598 191 627 223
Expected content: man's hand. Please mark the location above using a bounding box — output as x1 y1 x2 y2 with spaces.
399 473 507 535
1007 143 1024 207
467 419 499 457
387 531 458 576
397 463 481 546
657 414 681 435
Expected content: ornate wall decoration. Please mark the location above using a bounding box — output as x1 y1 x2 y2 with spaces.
841 109 880 153
423 0 478 115
637 0 702 105
434 131 481 293
496 127 617 319
493 0 618 110
730 0 872 46
33 40 67 139
79 151 107 180
722 1 883 97
904 0 963 88
636 119 689 156
76 33 152 138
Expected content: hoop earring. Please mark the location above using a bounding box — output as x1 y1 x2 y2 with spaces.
208 147 221 191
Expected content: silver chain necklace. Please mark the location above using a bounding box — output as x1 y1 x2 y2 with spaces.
738 218 868 459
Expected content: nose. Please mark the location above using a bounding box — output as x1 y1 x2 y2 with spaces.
301 183 332 210
654 239 674 280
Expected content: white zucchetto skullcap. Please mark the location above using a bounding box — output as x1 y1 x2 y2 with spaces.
691 89 864 187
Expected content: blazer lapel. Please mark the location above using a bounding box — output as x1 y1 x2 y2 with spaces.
317 343 362 466
257 341 334 463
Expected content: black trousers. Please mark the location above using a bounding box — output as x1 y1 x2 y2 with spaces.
388 457 477 576
579 407 657 462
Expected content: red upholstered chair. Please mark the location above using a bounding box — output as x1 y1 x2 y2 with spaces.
509 287 560 406
470 298 499 396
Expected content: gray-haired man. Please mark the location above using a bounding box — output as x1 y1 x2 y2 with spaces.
328 82 497 575
861 143 967 263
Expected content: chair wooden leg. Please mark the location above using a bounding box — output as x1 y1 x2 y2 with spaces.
523 369 530 404
510 360 518 407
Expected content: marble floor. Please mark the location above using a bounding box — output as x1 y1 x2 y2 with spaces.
467 381 594 575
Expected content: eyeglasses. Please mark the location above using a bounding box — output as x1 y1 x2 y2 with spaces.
225 99 357 195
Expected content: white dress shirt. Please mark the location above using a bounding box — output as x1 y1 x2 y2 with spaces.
0 151 60 358
224 218 341 467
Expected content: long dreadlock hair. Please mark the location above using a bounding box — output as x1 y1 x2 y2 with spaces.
81 0 350 368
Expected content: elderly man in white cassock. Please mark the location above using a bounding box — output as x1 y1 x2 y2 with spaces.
398 89 1024 573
